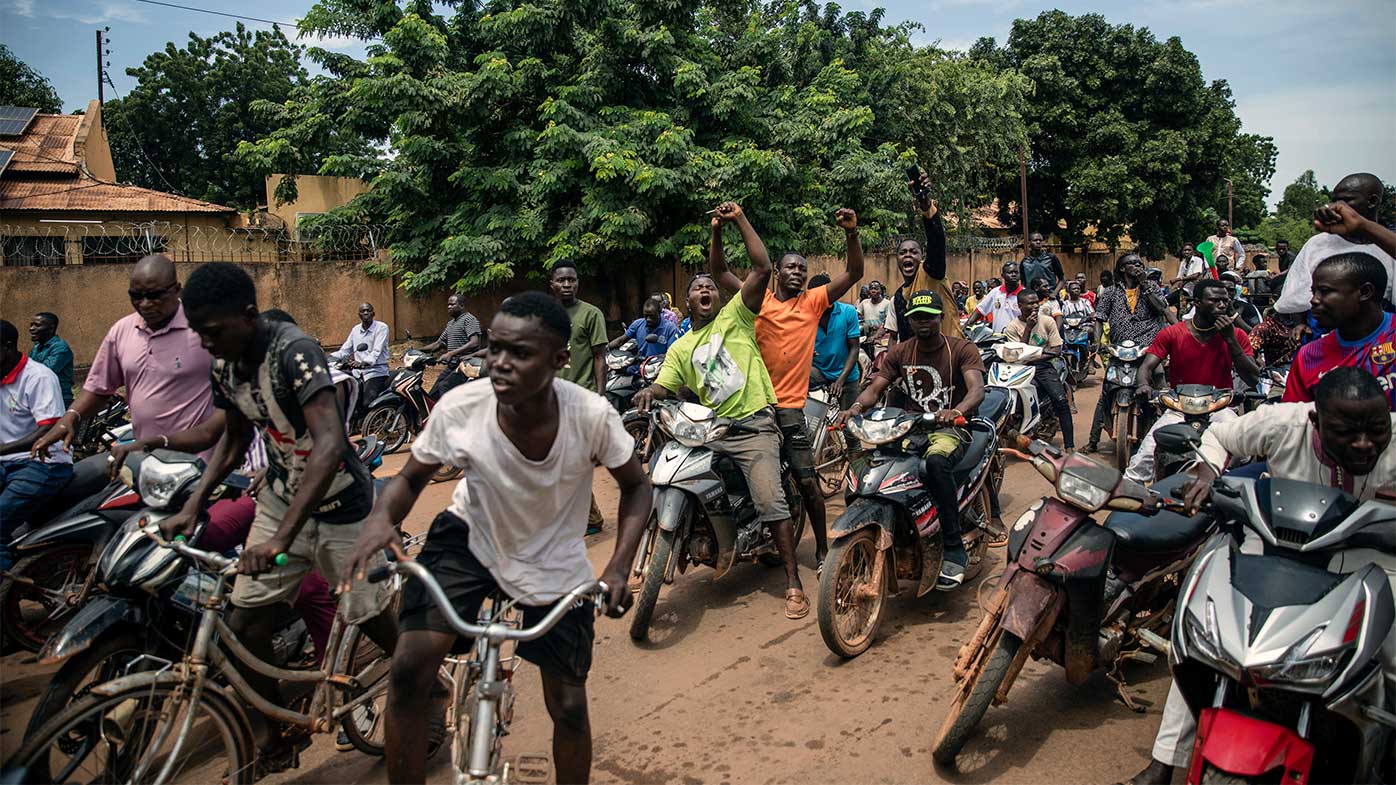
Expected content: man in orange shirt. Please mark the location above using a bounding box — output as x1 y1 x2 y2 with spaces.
711 208 864 568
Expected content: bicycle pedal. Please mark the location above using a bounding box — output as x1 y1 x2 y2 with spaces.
511 753 552 784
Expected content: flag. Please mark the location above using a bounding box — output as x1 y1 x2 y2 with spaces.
1195 240 1219 279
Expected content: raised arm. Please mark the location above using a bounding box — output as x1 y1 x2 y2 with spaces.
823 208 865 301
712 202 771 314
910 171 947 281
707 205 746 294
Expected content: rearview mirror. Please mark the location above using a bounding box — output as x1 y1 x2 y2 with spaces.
1155 423 1201 452
356 343 369 352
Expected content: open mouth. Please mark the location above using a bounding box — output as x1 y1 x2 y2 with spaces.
697 293 714 309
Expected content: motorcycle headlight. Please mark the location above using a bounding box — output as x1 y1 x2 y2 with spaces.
999 346 1024 363
657 405 728 447
138 457 203 510
1183 600 1241 677
641 357 663 383
1249 626 1353 687
1056 470 1111 511
846 415 915 446
1111 345 1141 362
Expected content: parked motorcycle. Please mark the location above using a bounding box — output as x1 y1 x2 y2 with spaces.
1150 385 1234 481
361 348 437 454
69 395 131 461
816 402 1006 658
628 401 807 641
1101 339 1152 469
932 438 1214 764
1169 468 1395 785
1061 315 1097 388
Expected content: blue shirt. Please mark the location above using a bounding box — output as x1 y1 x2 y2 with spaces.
812 302 861 384
623 318 680 360
29 335 74 406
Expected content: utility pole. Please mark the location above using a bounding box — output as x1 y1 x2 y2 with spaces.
1224 178 1234 228
1019 145 1029 250
96 29 104 104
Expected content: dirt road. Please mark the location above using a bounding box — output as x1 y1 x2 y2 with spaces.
1 381 1173 784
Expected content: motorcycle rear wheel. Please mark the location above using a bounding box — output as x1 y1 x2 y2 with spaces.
336 608 396 756
817 527 885 658
0 543 92 653
628 522 674 641
623 415 651 463
758 472 808 567
931 631 1022 765
432 465 464 483
363 405 410 454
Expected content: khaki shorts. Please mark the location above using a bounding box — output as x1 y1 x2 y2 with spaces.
230 491 390 625
710 409 791 522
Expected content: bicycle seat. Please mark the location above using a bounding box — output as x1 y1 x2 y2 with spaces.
1105 473 1211 553
950 422 995 487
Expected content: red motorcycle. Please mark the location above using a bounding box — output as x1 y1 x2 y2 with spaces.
932 436 1214 764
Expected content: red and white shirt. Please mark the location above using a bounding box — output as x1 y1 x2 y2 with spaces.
1 354 71 464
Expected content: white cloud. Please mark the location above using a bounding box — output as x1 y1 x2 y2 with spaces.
304 34 363 51
1237 83 1396 207
10 0 36 17
47 1 150 25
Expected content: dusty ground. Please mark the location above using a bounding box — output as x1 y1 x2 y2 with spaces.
1 381 1177 784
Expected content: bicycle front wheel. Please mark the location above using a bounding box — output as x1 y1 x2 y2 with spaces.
9 679 253 785
335 619 395 756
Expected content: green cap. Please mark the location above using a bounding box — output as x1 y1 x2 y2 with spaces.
904 289 944 317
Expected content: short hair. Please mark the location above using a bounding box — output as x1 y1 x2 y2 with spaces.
1016 289 1038 304
35 311 59 329
261 308 297 324
1100 270 1114 284
687 272 716 293
808 273 831 289
550 261 579 279
1115 254 1142 275
498 291 571 346
1315 366 1387 408
182 262 257 315
0 319 17 348
1001 261 1019 272
1315 252 1389 296
642 295 664 312
1193 278 1227 301
1028 277 1047 289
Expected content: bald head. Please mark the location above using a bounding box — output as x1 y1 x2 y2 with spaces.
1333 173 1384 221
128 254 181 329
357 302 376 327
131 253 177 288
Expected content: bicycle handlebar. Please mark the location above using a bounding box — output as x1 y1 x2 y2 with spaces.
144 530 288 575
368 559 607 642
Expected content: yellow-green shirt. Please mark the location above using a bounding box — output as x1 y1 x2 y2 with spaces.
655 296 776 420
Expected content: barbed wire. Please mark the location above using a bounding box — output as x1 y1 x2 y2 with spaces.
0 221 391 267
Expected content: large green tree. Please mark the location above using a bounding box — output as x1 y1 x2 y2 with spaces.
0 44 62 113
970 11 1274 257
241 0 1029 294
103 24 369 210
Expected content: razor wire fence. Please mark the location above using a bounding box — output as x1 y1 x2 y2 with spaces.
0 221 390 267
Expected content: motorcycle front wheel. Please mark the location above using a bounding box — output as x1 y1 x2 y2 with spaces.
931 631 1022 765
1113 406 1133 470
0 543 92 653
628 521 674 641
362 405 411 454
817 526 885 658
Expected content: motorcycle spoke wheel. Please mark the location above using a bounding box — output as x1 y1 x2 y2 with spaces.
817 528 884 658
815 439 847 500
362 406 410 454
0 544 92 653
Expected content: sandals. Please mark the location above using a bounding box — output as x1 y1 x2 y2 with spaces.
985 517 1009 548
784 589 810 620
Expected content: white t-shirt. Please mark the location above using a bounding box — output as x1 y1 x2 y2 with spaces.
974 285 1024 332
1177 255 1206 279
856 298 895 334
1 356 71 464
1274 232 1396 314
410 378 634 601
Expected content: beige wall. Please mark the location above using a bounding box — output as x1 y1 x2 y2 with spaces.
75 100 116 183
263 175 370 229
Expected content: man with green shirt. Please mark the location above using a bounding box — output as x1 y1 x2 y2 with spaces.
28 312 74 407
550 261 610 534
634 202 810 620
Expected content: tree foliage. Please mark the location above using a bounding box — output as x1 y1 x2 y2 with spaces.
103 24 369 210
1275 169 1328 221
242 0 1029 294
970 11 1274 258
0 44 63 114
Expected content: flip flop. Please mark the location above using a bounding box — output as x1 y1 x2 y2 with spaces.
784 589 810 619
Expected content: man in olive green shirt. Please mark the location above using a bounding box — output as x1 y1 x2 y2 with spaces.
550 262 608 394
550 261 610 534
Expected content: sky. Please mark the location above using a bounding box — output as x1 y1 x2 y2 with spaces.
3 0 1393 209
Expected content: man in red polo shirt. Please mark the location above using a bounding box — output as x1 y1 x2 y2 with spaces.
1124 278 1261 483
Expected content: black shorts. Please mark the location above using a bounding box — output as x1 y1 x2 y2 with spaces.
775 406 816 481
398 511 594 685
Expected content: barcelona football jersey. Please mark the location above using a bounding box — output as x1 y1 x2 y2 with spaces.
1283 312 1396 409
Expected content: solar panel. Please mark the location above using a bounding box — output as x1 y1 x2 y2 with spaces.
0 150 13 177
0 107 39 137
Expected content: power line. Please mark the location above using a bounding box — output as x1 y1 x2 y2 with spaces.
102 73 187 198
125 0 299 28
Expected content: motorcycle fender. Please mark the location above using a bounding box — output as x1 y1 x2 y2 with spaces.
653 487 692 533
365 391 404 411
1050 524 1116 683
1000 571 1061 642
1188 708 1313 785
649 442 717 488
12 511 114 551
38 596 138 665
1113 388 1135 409
1013 498 1090 570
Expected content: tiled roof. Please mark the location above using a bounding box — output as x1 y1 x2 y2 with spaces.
0 178 235 213
0 114 81 174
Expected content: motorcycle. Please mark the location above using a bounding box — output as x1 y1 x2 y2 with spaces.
1168 465 1395 784
361 348 438 454
604 340 643 413
1150 385 1234 481
816 402 1006 658
1101 338 1152 470
331 342 373 434
1241 364 1290 413
69 395 131 461
1061 315 1097 388
619 355 667 463
985 340 1058 441
932 438 1214 764
628 401 807 641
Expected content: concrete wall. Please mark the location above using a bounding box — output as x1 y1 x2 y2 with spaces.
75 100 117 183
264 175 370 229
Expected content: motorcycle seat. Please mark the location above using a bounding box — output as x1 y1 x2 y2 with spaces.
976 386 1011 429
1104 473 1211 552
950 423 995 487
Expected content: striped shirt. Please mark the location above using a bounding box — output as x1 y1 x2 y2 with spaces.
439 313 482 352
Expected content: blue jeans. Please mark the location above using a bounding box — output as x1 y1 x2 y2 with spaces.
0 459 75 572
